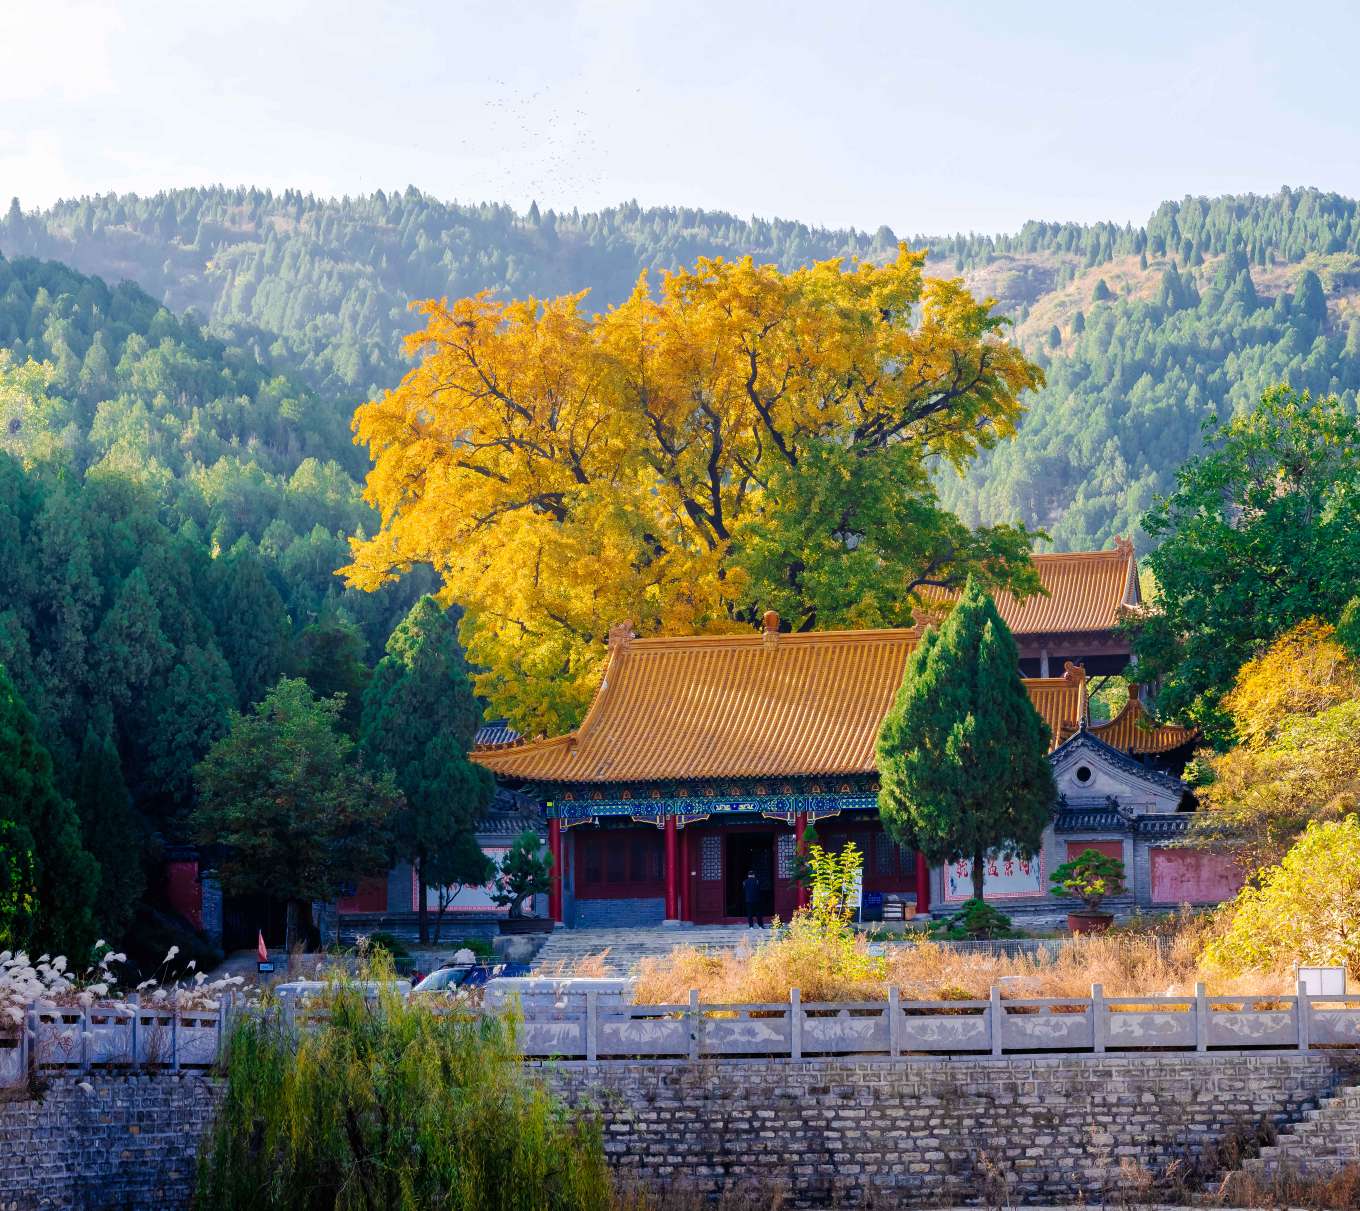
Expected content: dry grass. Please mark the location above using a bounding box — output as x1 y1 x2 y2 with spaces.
1218 1162 1360 1209
632 911 1295 1005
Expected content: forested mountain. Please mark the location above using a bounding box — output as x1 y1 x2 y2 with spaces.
4 186 1360 550
0 255 431 959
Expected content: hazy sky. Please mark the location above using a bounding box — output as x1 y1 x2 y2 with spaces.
5 0 1359 236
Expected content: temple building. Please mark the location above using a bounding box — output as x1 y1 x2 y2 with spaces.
471 541 1239 928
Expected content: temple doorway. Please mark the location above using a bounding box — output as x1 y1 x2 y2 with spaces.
725 833 775 918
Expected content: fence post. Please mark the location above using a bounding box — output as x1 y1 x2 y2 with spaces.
215 996 226 1067
989 986 1003 1056
585 989 598 1062
1195 982 1209 1052
687 989 700 1061
171 992 180 1072
790 988 802 1060
18 999 29 1081
1091 983 1106 1054
888 987 901 1059
1297 979 1311 1052
80 1004 89 1073
27 1007 38 1080
129 993 140 1071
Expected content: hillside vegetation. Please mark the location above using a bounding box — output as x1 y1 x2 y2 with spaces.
4 186 1360 549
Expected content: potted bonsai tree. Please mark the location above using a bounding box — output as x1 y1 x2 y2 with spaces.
1050 848 1126 934
492 830 554 934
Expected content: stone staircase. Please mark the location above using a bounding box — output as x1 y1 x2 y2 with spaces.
1240 1083 1360 1179
529 925 760 975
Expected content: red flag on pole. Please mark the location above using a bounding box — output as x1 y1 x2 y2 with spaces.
257 930 269 963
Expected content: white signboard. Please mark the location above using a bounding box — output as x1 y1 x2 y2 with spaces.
944 849 1044 902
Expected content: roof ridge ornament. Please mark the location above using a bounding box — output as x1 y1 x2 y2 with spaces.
1113 535 1134 557
607 619 636 649
762 609 781 646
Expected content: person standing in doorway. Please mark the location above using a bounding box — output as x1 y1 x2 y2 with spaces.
743 869 764 928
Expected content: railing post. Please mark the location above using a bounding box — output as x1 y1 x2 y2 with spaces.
1297 979 1311 1052
1091 983 1106 1054
129 994 140 1070
888 987 901 1059
171 992 180 1072
27 1007 38 1080
18 999 29 1080
215 995 225 1067
585 989 598 1062
1195 983 1209 1052
80 1005 89 1073
687 989 700 1061
990 986 1003 1056
790 988 802 1060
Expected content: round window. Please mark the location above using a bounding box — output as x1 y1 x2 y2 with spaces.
1074 765 1093 784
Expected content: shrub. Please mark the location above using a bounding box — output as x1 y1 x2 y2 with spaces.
1203 815 1360 978
492 830 552 918
928 898 1016 940
1049 849 1127 914
365 930 411 959
196 953 611 1210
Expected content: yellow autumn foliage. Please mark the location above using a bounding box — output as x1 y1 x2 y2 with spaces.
344 248 1042 733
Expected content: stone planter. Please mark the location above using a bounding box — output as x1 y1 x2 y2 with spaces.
498 916 553 936
1067 911 1114 934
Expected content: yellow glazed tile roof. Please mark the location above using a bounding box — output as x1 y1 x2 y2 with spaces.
473 629 1088 784
1062 687 1199 755
921 539 1140 637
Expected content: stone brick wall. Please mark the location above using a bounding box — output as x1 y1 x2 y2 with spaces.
0 1076 222 1211
544 1052 1343 1207
571 896 665 928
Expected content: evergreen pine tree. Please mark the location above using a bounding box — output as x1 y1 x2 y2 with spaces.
73 720 144 942
360 598 495 941
876 580 1055 901
1092 278 1113 302
0 662 98 955
1294 269 1328 328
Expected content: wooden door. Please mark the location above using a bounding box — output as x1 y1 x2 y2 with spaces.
689 830 725 923
773 830 799 920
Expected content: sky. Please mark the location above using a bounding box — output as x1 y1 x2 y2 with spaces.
4 0 1360 237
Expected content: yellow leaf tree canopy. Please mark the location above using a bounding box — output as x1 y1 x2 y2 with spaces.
1188 621 1360 869
344 247 1044 733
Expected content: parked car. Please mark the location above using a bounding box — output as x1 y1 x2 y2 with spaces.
411 962 530 994
274 978 412 1001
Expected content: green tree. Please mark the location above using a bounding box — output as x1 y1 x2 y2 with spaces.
192 678 400 948
876 579 1055 900
72 720 145 942
1204 816 1360 977
425 830 495 944
1092 278 1113 302
1135 387 1360 736
360 598 494 942
492 831 552 919
208 545 291 709
288 618 370 736
0 662 98 956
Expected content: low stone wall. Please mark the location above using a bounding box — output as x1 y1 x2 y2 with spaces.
0 1076 222 1211
0 1054 1348 1208
546 1052 1344 1207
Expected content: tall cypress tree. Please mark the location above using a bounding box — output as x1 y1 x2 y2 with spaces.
73 720 145 943
876 579 1056 901
360 598 495 943
0 662 99 955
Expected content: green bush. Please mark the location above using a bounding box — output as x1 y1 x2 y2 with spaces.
197 954 612 1210
365 930 410 958
928 898 1018 940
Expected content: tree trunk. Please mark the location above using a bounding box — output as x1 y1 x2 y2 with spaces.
416 854 429 944
285 899 301 954
971 846 986 902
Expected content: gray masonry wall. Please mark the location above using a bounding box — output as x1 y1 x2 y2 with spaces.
545 1052 1344 1207
0 1076 223 1211
1 1055 1351 1209
571 896 666 929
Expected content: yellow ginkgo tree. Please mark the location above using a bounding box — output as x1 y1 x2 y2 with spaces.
344 247 1044 733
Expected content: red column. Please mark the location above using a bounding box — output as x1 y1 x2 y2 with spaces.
915 850 931 916
795 812 810 910
547 818 563 924
680 825 690 921
664 816 678 921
